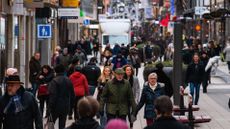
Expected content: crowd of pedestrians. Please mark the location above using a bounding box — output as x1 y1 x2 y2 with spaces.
0 35 229 129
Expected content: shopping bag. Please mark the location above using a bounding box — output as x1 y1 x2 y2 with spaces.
44 114 55 129
93 87 99 99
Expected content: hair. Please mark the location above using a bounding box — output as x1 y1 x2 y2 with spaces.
71 57 79 64
90 57 97 63
41 65 52 74
78 96 100 118
148 72 158 79
98 66 113 83
105 119 129 129
74 66 82 73
155 95 173 115
123 65 135 76
54 64 65 74
34 52 40 56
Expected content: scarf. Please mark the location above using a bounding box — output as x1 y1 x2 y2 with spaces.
3 95 24 114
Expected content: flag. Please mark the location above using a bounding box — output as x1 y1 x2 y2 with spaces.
160 13 170 27
170 0 175 15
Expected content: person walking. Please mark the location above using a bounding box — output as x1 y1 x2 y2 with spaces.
111 53 127 71
65 96 102 129
127 50 141 76
200 52 211 93
29 52 41 96
36 65 54 117
48 64 75 129
69 66 89 120
73 45 87 67
0 75 43 129
99 68 136 122
186 53 205 105
144 96 190 129
82 57 101 95
56 48 71 72
135 73 164 126
123 65 140 129
97 66 113 128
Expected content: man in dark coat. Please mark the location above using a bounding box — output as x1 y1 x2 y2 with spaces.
29 52 41 95
82 57 101 95
144 96 190 129
0 75 43 129
48 64 75 129
152 63 173 97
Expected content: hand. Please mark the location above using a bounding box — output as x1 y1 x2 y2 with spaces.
99 111 104 116
130 114 137 123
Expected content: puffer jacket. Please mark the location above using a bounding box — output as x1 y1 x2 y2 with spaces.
69 72 89 96
136 83 164 119
0 87 43 129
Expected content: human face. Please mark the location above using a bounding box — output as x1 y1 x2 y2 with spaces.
193 55 199 63
148 76 157 86
104 68 111 76
43 68 48 74
115 73 124 81
125 67 132 77
7 84 20 96
35 53 40 60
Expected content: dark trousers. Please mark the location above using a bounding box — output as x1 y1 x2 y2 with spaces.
39 95 49 117
107 113 126 123
74 96 83 120
52 113 67 129
32 83 38 96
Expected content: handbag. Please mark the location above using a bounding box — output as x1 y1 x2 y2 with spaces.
44 114 55 129
38 84 49 96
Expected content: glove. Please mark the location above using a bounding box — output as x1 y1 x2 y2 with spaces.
99 111 104 116
130 114 137 123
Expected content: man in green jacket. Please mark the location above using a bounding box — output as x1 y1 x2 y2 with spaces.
100 68 136 122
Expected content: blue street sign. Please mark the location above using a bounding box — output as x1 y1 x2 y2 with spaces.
37 24 52 39
83 19 90 26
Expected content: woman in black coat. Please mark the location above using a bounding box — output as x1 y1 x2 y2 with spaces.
37 65 54 117
135 73 164 126
186 53 205 105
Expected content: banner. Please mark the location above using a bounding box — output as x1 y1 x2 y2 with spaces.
170 0 175 15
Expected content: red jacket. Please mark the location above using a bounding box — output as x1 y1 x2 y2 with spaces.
69 72 89 96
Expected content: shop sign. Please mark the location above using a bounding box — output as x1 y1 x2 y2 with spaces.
62 0 79 8
58 8 80 19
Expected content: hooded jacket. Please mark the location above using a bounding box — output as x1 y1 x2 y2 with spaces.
65 117 102 129
69 72 89 96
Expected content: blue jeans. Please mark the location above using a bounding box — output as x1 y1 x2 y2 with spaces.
189 83 201 105
32 83 38 96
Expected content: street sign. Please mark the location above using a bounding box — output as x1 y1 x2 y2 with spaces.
83 19 90 26
195 7 210 15
37 24 52 39
58 8 80 19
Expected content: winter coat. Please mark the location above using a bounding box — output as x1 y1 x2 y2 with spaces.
136 83 164 119
65 117 102 129
69 72 89 96
0 87 43 129
29 57 41 83
111 56 127 70
223 46 230 62
73 52 86 65
48 74 75 115
127 55 141 68
56 54 71 69
144 116 190 129
185 62 205 84
129 76 140 104
100 78 136 116
37 71 54 85
151 69 173 97
82 63 101 86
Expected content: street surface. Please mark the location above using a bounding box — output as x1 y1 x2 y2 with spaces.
48 61 230 129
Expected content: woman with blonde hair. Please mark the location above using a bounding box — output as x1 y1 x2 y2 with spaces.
97 66 113 128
